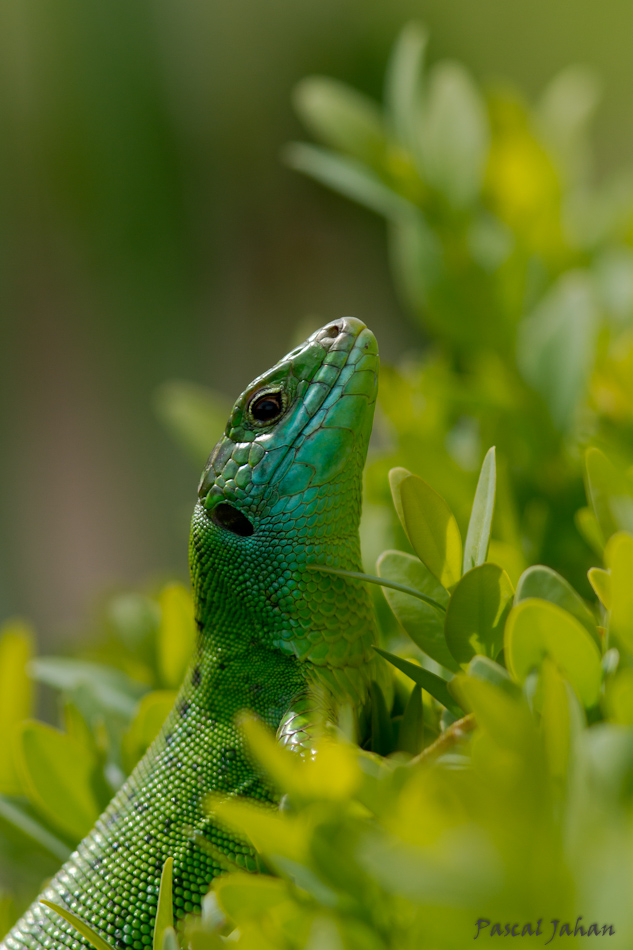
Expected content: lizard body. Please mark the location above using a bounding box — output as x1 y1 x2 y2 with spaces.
3 317 381 949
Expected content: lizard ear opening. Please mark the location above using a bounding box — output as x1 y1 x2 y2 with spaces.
211 503 254 537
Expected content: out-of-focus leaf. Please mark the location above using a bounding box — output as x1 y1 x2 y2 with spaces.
384 22 427 158
574 506 605 555
154 381 231 468
106 593 160 657
452 675 533 750
293 77 387 166
517 271 598 430
605 532 633 654
585 448 633 541
29 657 147 719
393 471 462 590
214 873 290 924
157 583 196 689
285 143 414 218
463 447 496 573
122 690 176 773
161 929 179 950
537 66 600 180
445 564 513 665
467 656 518 695
505 599 602 707
420 61 489 207
539 659 577 782
515 564 599 645
41 901 115 950
388 209 443 319
14 721 100 841
588 567 611 609
0 620 34 795
374 648 462 717
398 686 424 755
376 550 456 671
209 797 305 864
604 667 633 724
154 857 174 950
0 796 71 862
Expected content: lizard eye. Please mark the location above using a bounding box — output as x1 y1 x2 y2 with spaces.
248 388 286 425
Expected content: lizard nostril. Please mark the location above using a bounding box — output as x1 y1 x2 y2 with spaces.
324 323 341 338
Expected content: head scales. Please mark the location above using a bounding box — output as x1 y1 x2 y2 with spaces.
189 317 380 702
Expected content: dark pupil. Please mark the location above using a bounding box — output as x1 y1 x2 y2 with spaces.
251 393 283 422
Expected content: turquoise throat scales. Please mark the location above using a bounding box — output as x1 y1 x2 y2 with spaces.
3 317 382 950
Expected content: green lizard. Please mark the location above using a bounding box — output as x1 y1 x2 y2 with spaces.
3 316 385 950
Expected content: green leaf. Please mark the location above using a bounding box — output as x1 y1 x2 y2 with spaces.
0 795 71 862
376 551 456 671
123 690 177 773
397 686 424 755
40 900 115 950
605 532 633 654
517 271 598 430
311 563 446 613
395 472 462 590
504 599 602 708
420 60 489 207
154 381 232 468
515 564 599 645
588 567 611 609
158 583 196 689
463 447 496 573
369 681 394 756
0 620 34 795
284 143 413 219
14 721 100 841
374 648 462 717
444 564 514 665
384 22 428 155
154 857 174 950
293 77 387 166
585 447 633 541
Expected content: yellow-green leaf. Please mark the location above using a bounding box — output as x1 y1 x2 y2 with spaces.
0 620 34 795
604 667 633 725
158 584 196 688
14 721 100 841
40 901 115 950
588 567 611 610
214 873 290 924
396 472 462 590
505 599 602 708
605 532 633 653
154 857 174 950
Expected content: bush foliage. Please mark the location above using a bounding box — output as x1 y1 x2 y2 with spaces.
3 22 633 949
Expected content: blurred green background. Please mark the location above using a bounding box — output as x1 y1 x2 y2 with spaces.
2 0 633 647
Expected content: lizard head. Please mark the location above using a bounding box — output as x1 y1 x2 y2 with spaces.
190 317 379 683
